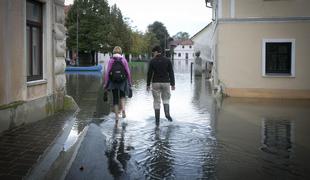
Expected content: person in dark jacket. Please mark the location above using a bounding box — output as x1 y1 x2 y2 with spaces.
147 45 175 125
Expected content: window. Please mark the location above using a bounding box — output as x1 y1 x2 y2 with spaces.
182 45 184 49
189 45 192 48
262 39 295 77
178 53 181 57
26 0 43 81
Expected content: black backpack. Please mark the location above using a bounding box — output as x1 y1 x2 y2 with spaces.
109 57 127 82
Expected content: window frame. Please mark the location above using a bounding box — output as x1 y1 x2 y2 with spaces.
262 39 295 77
26 0 43 82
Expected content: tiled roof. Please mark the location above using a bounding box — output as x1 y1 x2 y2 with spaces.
171 39 193 46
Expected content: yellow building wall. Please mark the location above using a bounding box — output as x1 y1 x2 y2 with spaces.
235 0 310 18
220 0 310 19
217 22 310 98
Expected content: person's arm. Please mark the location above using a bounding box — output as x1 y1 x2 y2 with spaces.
146 61 153 90
168 60 175 89
104 59 113 89
122 58 132 86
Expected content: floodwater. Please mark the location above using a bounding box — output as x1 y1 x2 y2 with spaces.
65 60 310 179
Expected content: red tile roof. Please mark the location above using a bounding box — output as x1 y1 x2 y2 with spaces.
174 39 193 45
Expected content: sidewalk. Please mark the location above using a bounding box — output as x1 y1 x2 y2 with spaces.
0 109 77 180
64 123 115 180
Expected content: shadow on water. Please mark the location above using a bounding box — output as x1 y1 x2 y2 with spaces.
65 60 310 179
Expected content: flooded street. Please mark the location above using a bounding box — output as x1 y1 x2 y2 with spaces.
65 60 310 179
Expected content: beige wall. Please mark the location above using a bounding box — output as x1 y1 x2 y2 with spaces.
0 0 26 105
0 0 67 106
235 0 310 18
216 22 310 97
219 0 310 19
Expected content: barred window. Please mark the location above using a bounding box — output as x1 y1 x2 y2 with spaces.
262 39 295 76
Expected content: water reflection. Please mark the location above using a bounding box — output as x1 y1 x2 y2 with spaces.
106 122 131 178
144 126 174 179
66 71 107 133
261 119 292 158
216 98 310 179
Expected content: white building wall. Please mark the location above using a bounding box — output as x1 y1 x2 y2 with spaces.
174 44 195 60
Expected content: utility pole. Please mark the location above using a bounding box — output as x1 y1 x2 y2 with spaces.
76 1 79 66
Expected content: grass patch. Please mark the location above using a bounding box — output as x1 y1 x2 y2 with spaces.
129 61 147 67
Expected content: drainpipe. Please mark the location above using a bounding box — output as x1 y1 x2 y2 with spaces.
207 0 221 94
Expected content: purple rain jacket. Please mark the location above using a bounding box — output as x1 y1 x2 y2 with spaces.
103 54 132 89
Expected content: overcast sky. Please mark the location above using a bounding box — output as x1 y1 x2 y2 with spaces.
65 0 212 37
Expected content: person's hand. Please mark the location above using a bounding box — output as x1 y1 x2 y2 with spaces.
171 86 175 90
147 86 150 92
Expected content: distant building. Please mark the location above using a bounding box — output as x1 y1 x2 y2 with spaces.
191 23 214 72
0 0 67 132
173 40 195 60
201 0 310 99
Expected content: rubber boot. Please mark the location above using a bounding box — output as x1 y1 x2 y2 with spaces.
155 109 160 126
164 104 173 122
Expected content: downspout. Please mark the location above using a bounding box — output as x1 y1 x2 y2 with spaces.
207 0 222 96
51 1 56 99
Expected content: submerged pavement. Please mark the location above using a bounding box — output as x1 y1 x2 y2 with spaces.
2 60 310 179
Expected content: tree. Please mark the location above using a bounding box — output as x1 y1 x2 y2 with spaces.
147 21 170 52
66 0 111 51
65 0 111 64
172 32 190 40
109 4 132 54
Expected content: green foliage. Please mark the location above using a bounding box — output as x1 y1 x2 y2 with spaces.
66 0 111 52
147 21 170 51
173 32 190 40
65 1 171 57
109 4 132 53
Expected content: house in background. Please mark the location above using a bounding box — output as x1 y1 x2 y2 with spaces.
191 22 214 75
204 0 310 99
173 40 195 61
0 0 67 132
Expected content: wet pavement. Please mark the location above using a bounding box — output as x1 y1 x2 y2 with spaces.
62 60 310 179
0 110 76 180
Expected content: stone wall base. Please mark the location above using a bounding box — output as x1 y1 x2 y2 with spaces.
0 93 77 133
224 88 310 99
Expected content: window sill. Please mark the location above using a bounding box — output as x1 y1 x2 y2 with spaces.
263 73 295 78
27 79 47 87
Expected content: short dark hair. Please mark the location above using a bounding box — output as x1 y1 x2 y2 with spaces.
152 45 162 53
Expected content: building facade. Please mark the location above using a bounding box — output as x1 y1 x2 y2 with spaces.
173 40 195 60
191 23 214 73
205 0 310 98
0 0 67 132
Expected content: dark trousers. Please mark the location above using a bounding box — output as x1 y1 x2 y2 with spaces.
112 89 125 106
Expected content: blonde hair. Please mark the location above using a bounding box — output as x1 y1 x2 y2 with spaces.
113 46 122 54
